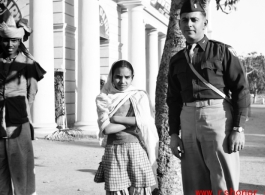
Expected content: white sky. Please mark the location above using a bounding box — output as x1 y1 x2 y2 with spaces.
208 0 265 56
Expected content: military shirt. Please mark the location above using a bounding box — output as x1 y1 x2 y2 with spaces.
167 35 250 135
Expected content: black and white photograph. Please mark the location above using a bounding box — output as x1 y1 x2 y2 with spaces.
0 0 264 195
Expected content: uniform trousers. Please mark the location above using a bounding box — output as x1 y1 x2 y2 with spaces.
180 99 239 195
0 122 36 195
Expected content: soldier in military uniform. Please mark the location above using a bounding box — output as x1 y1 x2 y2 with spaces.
167 0 250 194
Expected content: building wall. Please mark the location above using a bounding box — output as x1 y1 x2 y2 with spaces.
53 0 76 126
99 0 121 78
6 0 170 131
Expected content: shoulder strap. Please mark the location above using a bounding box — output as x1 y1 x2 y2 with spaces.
221 43 226 62
184 49 232 104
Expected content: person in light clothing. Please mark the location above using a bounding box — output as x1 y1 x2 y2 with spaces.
96 60 159 195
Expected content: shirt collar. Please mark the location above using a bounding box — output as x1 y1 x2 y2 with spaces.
186 35 208 51
196 35 208 51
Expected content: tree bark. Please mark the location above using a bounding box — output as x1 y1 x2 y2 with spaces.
155 0 185 194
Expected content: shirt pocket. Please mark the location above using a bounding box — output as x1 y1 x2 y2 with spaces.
201 59 224 86
201 59 223 76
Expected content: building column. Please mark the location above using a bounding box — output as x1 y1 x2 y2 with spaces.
30 0 57 134
158 34 166 66
121 8 128 60
75 0 100 133
147 29 158 109
127 4 146 90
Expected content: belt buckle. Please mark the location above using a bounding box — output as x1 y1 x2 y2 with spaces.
195 100 209 107
196 101 204 107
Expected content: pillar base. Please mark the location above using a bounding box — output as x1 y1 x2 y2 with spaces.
33 123 58 138
74 121 99 137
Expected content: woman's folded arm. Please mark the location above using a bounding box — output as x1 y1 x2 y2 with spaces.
103 123 127 135
111 116 136 126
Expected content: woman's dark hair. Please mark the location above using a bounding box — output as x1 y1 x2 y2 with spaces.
111 60 134 78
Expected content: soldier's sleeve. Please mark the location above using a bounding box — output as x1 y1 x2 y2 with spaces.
166 57 183 135
223 46 250 128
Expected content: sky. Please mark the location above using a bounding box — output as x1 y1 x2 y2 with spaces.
208 0 265 56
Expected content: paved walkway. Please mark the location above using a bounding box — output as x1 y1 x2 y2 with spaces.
33 104 265 195
239 104 265 195
34 137 105 195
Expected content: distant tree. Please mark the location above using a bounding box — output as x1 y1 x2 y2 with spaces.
155 0 241 194
240 53 265 94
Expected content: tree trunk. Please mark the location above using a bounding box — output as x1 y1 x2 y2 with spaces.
155 0 186 194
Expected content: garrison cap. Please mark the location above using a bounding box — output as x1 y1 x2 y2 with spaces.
180 0 206 15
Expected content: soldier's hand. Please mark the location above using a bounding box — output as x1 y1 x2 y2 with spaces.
228 131 245 153
170 134 184 159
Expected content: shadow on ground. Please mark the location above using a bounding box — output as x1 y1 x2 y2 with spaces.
240 106 265 159
77 169 96 175
240 183 265 194
35 137 102 149
35 164 46 167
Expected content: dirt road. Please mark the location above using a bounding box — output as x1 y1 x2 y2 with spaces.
33 105 265 195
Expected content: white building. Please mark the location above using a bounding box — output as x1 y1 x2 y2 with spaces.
5 0 170 135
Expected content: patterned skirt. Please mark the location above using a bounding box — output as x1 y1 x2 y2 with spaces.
103 142 156 192
106 187 152 195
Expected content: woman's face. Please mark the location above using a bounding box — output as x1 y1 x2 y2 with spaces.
112 67 133 91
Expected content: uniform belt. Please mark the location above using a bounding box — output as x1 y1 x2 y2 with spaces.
184 99 224 107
